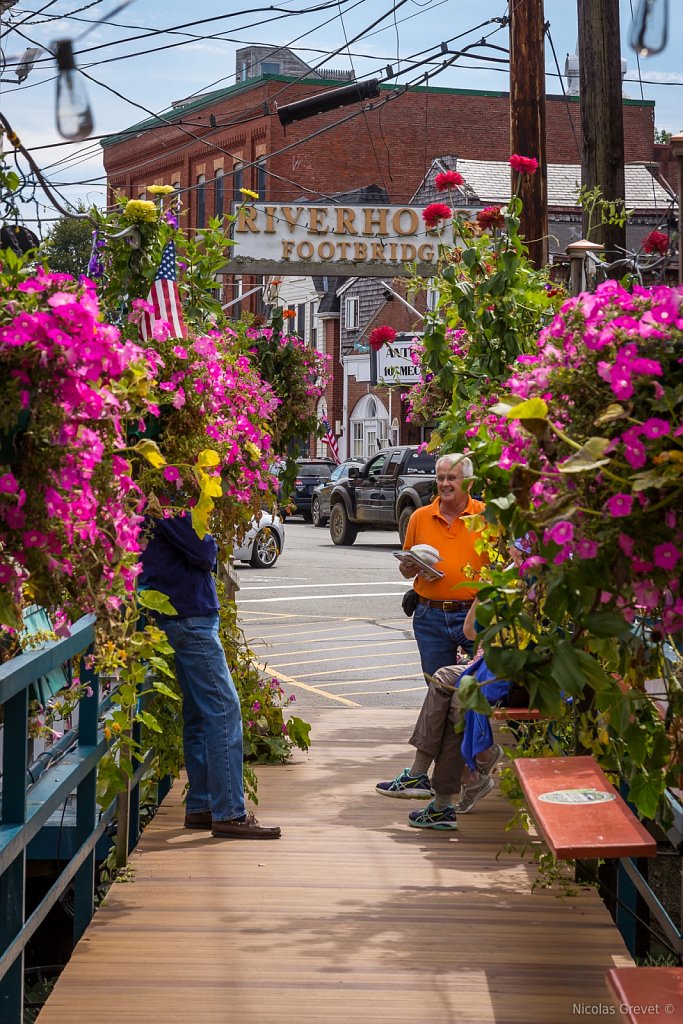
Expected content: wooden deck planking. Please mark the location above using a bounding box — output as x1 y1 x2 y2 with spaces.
38 709 632 1024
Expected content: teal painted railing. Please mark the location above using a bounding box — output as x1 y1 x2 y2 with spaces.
0 614 168 1023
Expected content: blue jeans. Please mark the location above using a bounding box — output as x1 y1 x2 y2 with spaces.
412 603 473 680
160 614 246 822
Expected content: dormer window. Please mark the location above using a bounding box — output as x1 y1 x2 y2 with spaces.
261 61 280 75
345 296 359 330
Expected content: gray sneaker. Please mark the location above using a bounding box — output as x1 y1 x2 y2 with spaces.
454 775 495 814
475 743 504 777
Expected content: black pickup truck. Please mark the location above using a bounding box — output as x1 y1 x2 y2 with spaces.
328 445 436 546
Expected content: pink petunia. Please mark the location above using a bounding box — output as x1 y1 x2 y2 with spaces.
162 466 181 482
0 473 19 494
653 543 680 571
640 418 670 439
575 538 599 559
544 520 574 546
605 493 633 517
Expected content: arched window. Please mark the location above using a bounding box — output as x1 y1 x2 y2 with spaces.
349 394 390 459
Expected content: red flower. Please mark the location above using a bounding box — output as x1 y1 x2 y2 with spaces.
368 325 397 351
509 154 538 176
282 308 296 319
422 203 452 230
434 170 463 192
643 229 668 255
477 205 505 231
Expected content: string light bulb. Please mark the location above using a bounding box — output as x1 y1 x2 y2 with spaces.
629 0 669 57
54 39 93 141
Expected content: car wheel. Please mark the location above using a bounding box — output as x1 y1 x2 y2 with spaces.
250 528 279 568
302 509 313 523
329 503 358 546
311 496 326 528
398 505 415 546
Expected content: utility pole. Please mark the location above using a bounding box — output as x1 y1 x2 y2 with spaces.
577 0 626 256
509 0 548 269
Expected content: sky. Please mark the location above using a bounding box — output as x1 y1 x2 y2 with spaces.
0 0 681 232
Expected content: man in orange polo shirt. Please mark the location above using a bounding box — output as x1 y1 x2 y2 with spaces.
400 452 487 681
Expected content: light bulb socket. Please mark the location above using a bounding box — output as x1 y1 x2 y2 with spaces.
54 39 77 72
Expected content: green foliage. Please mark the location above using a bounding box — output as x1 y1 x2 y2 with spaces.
40 207 94 277
575 184 633 240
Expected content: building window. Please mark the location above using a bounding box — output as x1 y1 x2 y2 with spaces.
352 422 364 458
215 169 224 219
196 173 206 228
261 61 280 75
240 60 248 81
257 159 267 199
350 394 390 459
297 303 306 339
345 295 359 330
138 190 147 200
427 285 440 311
232 163 243 208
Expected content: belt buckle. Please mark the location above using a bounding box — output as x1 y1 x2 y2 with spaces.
443 601 456 612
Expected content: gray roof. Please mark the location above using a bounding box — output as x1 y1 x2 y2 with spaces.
414 157 673 210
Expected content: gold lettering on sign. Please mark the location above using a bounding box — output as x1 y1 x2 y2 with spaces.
282 207 304 232
417 243 435 262
335 208 358 235
264 206 277 232
353 242 367 261
392 208 419 236
297 240 314 259
400 243 417 261
236 207 259 233
362 208 389 236
282 239 295 260
318 241 335 260
308 208 328 234
370 241 386 261
338 241 352 259
388 242 398 261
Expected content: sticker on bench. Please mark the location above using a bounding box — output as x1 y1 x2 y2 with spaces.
538 788 617 804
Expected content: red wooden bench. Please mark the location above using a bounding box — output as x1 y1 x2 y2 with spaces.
493 707 545 722
606 966 683 1022
514 756 657 860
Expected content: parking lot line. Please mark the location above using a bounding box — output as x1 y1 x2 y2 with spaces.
253 662 360 707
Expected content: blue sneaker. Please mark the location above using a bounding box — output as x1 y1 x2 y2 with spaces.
376 768 432 799
408 800 458 831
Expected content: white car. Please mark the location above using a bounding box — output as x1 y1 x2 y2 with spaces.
233 512 285 569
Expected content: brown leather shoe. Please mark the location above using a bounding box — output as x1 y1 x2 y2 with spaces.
212 812 281 840
184 811 212 830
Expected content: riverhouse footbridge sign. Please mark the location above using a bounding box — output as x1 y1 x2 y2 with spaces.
225 203 458 278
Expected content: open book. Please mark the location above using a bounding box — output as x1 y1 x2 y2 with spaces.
393 549 444 581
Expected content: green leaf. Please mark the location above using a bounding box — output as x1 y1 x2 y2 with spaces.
136 710 162 733
457 673 495 715
623 723 648 767
505 397 548 420
148 655 176 678
572 649 614 691
137 589 177 615
593 404 626 426
558 437 611 474
550 640 585 696
152 681 181 701
133 438 166 467
583 610 630 638
627 773 662 820
285 716 311 750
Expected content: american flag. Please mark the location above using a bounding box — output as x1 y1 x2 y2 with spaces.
321 418 340 463
139 241 188 341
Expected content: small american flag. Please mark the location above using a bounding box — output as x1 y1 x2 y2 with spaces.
321 418 340 464
139 241 188 341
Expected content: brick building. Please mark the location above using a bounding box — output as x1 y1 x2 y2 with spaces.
102 45 668 461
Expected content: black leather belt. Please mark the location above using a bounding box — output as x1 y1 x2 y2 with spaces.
416 596 472 612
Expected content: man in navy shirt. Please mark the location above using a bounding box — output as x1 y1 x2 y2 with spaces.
140 513 280 840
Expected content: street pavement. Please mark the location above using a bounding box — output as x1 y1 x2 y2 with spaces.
235 517 427 709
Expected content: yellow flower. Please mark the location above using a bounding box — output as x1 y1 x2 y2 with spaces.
239 187 259 200
245 441 261 461
148 184 174 195
104 726 112 742
112 722 122 734
123 199 158 223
